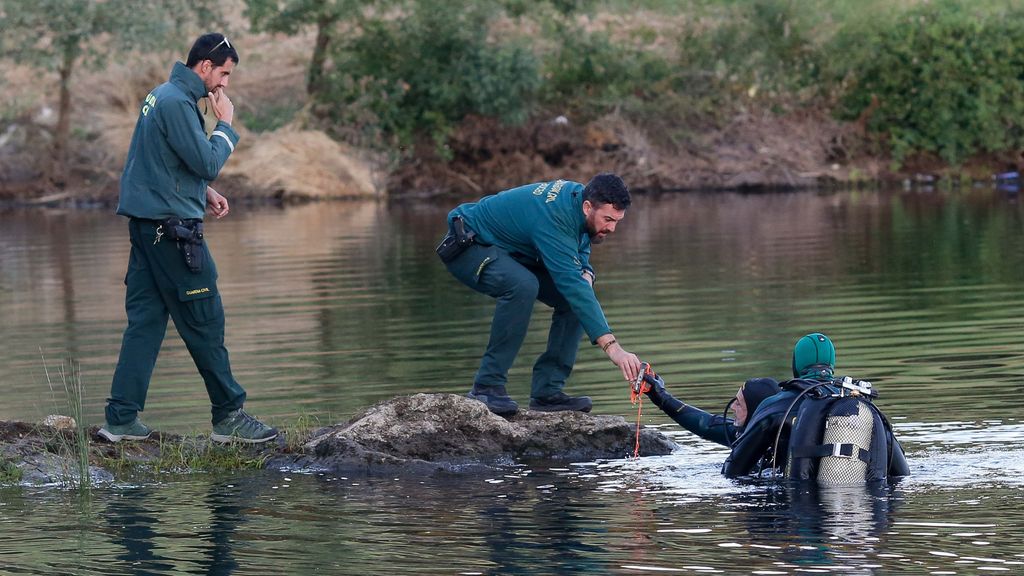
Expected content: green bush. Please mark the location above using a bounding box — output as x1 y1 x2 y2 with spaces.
542 23 674 116
833 0 1024 165
677 0 821 100
307 0 1024 170
539 1 828 139
314 0 838 153
0 458 21 483
320 0 540 154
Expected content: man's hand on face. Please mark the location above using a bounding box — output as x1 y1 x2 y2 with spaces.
208 88 234 125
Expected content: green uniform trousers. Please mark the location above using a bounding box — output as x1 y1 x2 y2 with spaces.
445 242 585 399
106 218 246 425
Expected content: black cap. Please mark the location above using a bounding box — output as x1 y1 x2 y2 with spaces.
741 377 780 416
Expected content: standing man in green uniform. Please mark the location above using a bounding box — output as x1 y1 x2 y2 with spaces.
99 33 277 444
440 173 643 416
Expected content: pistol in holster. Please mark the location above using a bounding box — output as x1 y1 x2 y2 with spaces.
158 218 206 274
436 216 476 264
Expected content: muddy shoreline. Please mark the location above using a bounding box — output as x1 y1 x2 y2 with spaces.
5 109 1003 205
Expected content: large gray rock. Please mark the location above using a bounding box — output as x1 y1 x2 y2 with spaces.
271 393 677 475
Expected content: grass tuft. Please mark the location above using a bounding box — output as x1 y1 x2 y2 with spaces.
0 458 22 483
100 434 271 478
40 352 91 490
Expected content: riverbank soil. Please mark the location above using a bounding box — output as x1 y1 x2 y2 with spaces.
0 94 876 202
0 103 888 202
389 109 884 196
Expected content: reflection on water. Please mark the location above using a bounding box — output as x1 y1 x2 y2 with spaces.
2 188 1021 430
0 461 1022 575
2 188 1024 573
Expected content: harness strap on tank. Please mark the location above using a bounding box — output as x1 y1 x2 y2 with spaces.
791 442 870 463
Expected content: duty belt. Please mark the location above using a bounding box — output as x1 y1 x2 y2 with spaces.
151 217 206 274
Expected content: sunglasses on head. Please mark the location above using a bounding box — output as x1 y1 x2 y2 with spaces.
207 36 231 57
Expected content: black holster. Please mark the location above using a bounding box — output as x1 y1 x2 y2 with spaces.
159 218 205 274
436 216 476 264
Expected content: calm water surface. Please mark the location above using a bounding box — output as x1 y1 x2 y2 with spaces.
1 188 1023 574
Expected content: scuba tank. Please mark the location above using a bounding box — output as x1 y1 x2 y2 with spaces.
801 395 873 484
780 377 896 485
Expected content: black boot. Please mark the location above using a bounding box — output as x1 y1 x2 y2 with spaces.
529 392 593 413
467 384 519 416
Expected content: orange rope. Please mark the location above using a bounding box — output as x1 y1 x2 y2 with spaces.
633 393 645 458
630 363 653 458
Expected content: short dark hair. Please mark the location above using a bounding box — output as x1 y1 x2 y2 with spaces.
186 33 239 68
582 173 630 210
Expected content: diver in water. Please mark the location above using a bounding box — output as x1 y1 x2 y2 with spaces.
643 333 910 483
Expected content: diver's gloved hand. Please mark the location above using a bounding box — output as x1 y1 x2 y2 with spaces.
643 372 666 394
643 372 684 414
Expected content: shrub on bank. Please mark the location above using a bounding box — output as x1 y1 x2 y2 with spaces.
831 0 1024 166
310 0 1024 169
541 22 672 115
675 0 821 104
318 0 540 155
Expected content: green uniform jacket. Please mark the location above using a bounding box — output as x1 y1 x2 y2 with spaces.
117 62 239 220
449 180 610 342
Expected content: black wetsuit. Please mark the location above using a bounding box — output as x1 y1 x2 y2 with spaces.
653 379 910 480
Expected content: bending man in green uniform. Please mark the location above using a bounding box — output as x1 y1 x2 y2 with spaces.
440 174 643 416
99 33 277 444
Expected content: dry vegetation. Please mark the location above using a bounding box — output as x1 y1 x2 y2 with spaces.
0 20 380 201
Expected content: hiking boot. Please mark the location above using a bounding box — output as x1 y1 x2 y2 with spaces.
211 409 278 444
98 418 152 442
467 384 519 416
529 392 593 413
